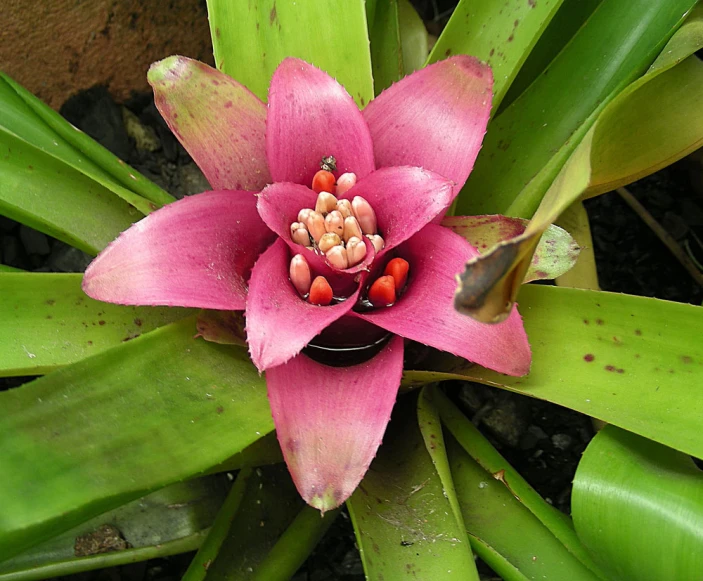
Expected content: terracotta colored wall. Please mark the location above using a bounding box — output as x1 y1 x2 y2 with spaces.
1 0 214 109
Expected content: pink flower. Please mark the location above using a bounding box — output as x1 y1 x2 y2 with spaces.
82 56 531 511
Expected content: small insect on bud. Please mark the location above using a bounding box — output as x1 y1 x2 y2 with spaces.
343 216 363 243
326 245 349 269
351 196 377 235
312 170 336 194
315 191 338 215
336 199 353 219
318 232 342 253
309 275 333 306
307 211 327 243
367 234 385 253
324 210 344 237
346 236 367 266
289 254 312 296
320 155 337 172
383 257 409 290
291 227 311 246
368 275 396 307
335 172 357 196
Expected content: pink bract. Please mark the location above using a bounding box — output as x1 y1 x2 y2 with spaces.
82 55 532 511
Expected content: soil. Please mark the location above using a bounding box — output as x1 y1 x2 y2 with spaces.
2 81 702 581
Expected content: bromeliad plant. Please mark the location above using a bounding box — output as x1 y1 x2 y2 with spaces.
82 54 531 510
2 0 703 579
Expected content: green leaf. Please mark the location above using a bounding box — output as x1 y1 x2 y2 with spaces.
369 0 403 94
428 387 608 579
448 438 601 580
458 0 697 217
453 9 703 323
573 426 703 581
206 0 374 108
0 477 227 579
500 0 603 112
347 396 480 581
0 319 273 560
398 0 428 75
405 284 703 460
183 470 252 581
0 130 139 254
0 74 174 211
201 464 335 580
0 273 190 377
427 0 565 111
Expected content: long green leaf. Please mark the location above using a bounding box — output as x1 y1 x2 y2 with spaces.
404 284 703 460
369 0 403 94
348 396 480 581
458 0 696 216
500 0 603 112
0 273 190 377
0 319 273 560
206 0 374 108
573 426 703 581
0 73 174 208
201 464 304 580
428 387 608 579
428 0 564 111
448 437 600 580
0 130 139 254
0 478 226 579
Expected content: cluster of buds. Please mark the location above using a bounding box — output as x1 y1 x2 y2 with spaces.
289 171 385 271
289 162 407 308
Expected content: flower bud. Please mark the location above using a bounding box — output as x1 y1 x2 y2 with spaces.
298 208 313 225
315 191 338 215
351 196 377 235
309 275 333 306
289 254 311 296
336 199 353 219
368 275 396 307
318 232 342 253
346 236 367 266
326 245 349 269
307 211 327 243
367 234 385 253
291 228 311 246
335 172 357 196
343 216 363 243
324 210 344 237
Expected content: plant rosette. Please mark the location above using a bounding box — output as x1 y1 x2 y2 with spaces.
82 55 532 511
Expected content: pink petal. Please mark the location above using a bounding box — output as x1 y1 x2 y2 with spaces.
245 239 359 371
356 224 531 376
266 58 375 186
266 335 404 511
339 166 454 254
363 55 493 191
83 191 274 310
148 56 271 191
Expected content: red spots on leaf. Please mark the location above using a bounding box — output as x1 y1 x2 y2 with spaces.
583 319 589 324
596 318 604 325
605 365 624 374
445 49 452 57
634 329 642 335
133 318 142 327
224 101 233 108
584 354 595 362
490 48 495 57
681 355 693 364
98 320 106 326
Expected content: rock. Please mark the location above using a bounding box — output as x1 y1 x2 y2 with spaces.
551 433 573 451
178 163 211 197
19 225 50 255
122 107 161 153
47 243 93 272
